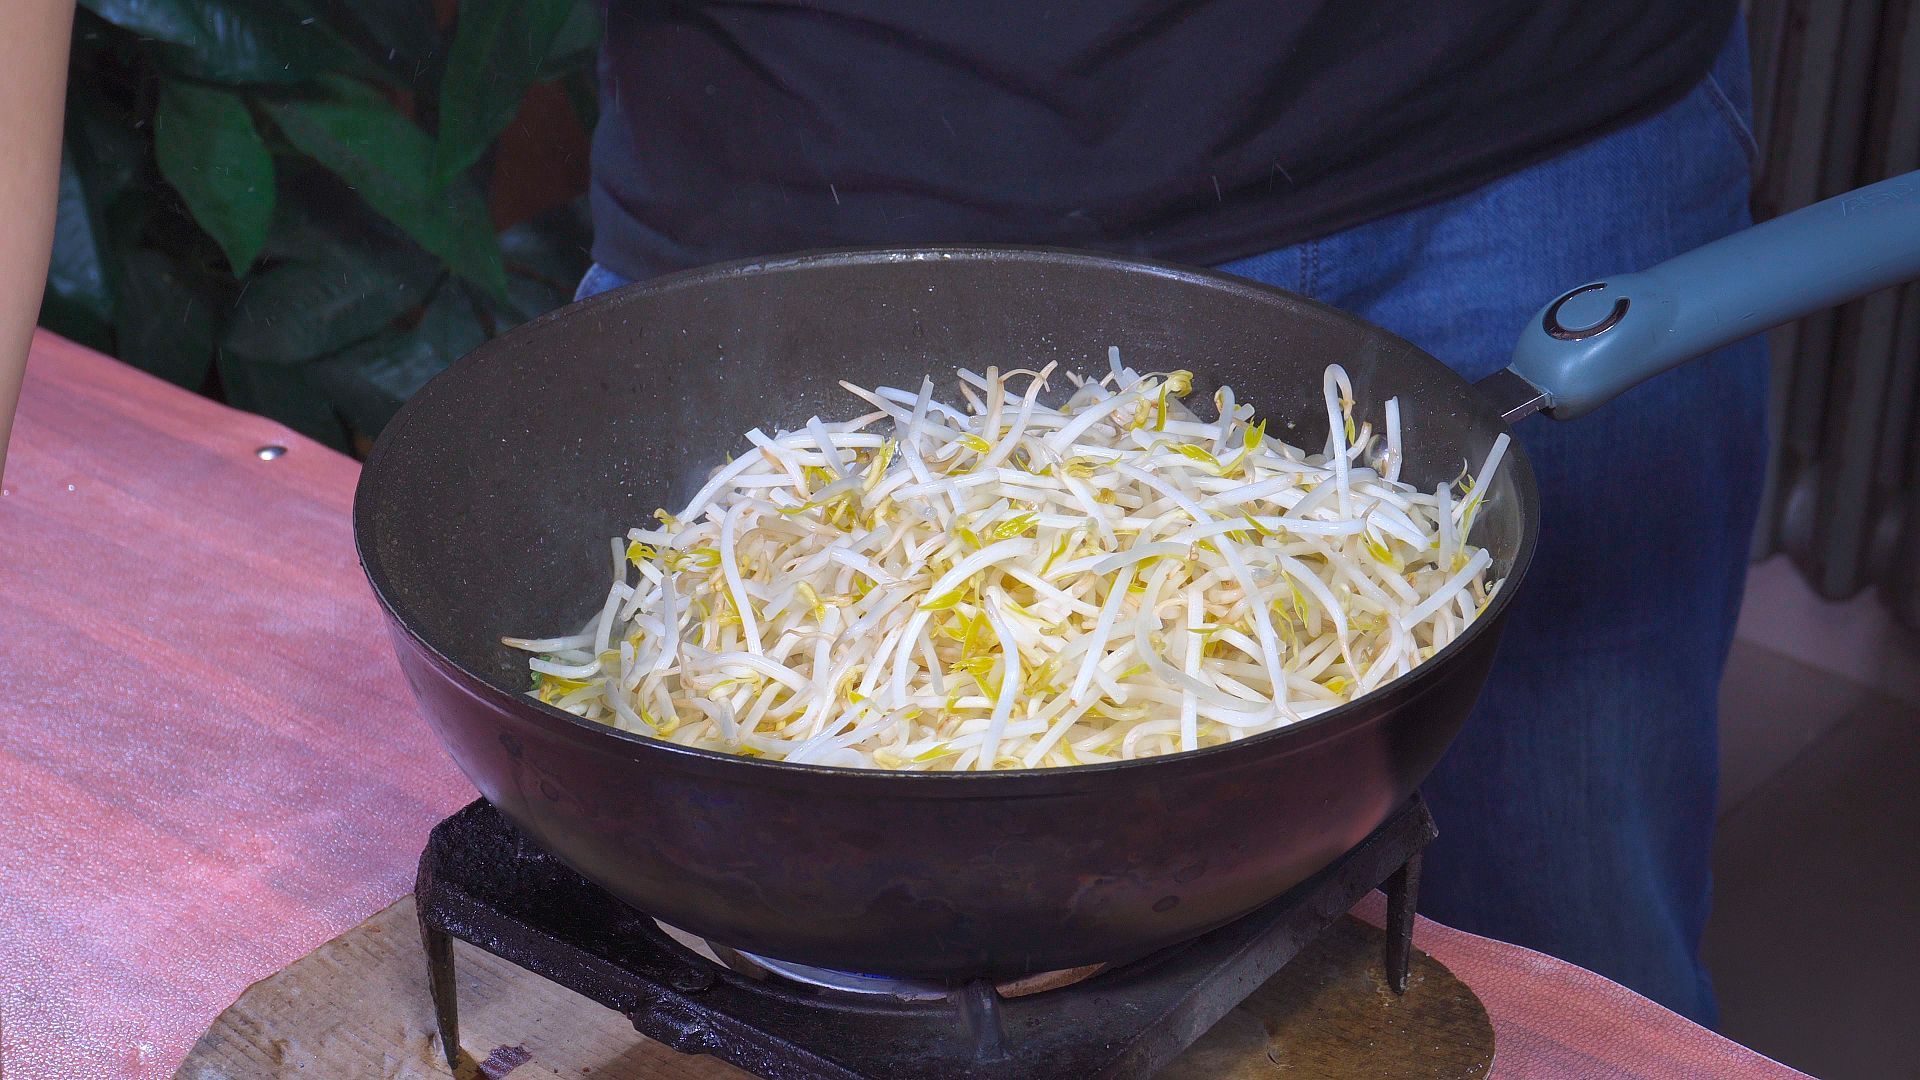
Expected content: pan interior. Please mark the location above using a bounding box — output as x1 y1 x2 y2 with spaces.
356 249 1532 705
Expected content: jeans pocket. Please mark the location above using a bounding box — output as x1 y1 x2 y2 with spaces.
1701 17 1760 170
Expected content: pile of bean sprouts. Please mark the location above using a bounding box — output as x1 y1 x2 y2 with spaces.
506 351 1508 771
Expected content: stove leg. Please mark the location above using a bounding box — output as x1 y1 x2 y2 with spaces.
421 918 463 1073
1383 851 1421 994
957 979 1009 1063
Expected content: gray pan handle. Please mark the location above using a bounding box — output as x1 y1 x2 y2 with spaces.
1483 169 1920 422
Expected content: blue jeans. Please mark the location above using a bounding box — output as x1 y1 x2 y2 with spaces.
577 27 1765 1025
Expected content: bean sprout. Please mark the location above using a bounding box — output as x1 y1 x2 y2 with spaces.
505 356 1505 770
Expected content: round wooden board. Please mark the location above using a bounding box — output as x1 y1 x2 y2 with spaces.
1159 915 1494 1079
177 898 1492 1079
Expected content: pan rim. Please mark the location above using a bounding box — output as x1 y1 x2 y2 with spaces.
353 243 1540 788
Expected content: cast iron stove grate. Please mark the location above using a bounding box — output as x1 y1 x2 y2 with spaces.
417 797 1436 1079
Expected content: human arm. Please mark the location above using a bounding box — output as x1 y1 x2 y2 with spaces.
0 0 76 480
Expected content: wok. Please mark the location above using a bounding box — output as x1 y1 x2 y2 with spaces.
355 171 1920 979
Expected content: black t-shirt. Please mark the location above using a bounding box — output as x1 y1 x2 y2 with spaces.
589 2 1738 279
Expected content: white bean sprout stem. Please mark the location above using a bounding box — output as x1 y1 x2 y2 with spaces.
504 356 1506 771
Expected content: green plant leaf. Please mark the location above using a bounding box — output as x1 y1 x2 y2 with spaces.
415 281 491 360
113 247 218 390
44 148 116 328
309 284 488 436
65 80 148 208
333 0 443 80
223 242 440 364
538 0 603 79
498 197 591 277
495 274 571 327
80 0 353 84
307 333 431 437
557 64 599 132
433 0 576 186
216 353 348 449
156 82 275 274
264 77 507 298
489 197 592 322
256 174 399 264
77 0 203 44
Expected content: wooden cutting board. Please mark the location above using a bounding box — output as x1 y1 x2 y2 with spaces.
175 897 1493 1079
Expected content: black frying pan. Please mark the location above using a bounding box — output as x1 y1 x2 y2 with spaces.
355 172 1920 979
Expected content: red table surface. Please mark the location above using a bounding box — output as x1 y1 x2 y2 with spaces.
0 333 1805 1080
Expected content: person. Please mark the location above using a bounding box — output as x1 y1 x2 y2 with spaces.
0 1 1762 1025
579 2 1765 1026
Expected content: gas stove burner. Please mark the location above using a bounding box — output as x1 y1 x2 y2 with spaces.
653 918 953 1001
656 918 1111 1002
415 797 1435 1080
724 946 960 1000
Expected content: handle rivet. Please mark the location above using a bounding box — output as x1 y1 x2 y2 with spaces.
1544 283 1629 340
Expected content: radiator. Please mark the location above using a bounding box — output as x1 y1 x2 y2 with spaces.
1747 0 1920 626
